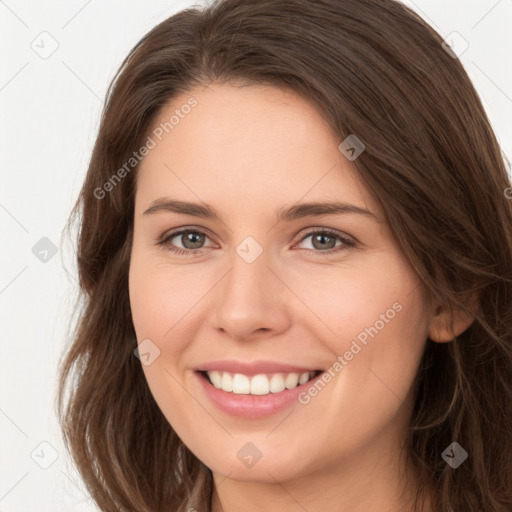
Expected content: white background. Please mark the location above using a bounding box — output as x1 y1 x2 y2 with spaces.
1 1 511 510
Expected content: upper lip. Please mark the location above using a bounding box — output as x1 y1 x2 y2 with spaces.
196 360 322 376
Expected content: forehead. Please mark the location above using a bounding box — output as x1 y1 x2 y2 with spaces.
135 83 380 219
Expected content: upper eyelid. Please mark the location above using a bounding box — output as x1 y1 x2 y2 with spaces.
162 226 216 245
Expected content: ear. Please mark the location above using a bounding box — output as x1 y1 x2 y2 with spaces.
428 295 479 343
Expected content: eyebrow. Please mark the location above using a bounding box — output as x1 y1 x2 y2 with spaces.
142 198 377 222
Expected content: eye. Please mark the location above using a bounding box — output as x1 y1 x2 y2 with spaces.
295 228 356 254
157 228 214 256
157 227 356 256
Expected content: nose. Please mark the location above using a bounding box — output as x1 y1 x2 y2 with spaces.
212 245 291 341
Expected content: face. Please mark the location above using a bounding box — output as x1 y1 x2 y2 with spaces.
128 82 432 483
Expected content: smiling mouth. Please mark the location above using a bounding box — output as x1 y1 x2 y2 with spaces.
198 369 323 395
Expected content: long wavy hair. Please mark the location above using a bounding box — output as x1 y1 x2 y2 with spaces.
57 0 512 510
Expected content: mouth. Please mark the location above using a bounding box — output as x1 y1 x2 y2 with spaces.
198 369 323 395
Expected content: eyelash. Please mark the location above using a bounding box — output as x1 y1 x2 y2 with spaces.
156 227 356 256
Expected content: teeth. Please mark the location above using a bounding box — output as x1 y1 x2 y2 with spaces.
221 372 233 392
209 370 222 388
206 370 317 395
284 373 299 389
269 373 286 393
298 371 310 385
233 373 250 394
251 374 270 395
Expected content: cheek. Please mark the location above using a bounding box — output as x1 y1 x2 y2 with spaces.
282 264 429 461
128 250 213 350
128 258 206 437
287 258 426 345
128 254 217 417
340 273 428 402
290 259 429 405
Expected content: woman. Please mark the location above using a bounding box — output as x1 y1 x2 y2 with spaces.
57 0 512 511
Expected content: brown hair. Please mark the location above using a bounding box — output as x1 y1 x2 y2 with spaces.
57 0 512 510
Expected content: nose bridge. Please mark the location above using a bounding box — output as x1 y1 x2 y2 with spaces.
212 236 290 339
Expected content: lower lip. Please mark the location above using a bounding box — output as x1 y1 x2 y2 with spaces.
195 371 323 419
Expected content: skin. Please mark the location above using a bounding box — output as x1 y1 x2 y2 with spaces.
128 82 474 512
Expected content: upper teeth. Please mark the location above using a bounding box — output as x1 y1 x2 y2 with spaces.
206 371 316 395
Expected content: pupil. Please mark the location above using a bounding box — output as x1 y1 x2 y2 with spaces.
184 232 203 249
313 234 335 250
